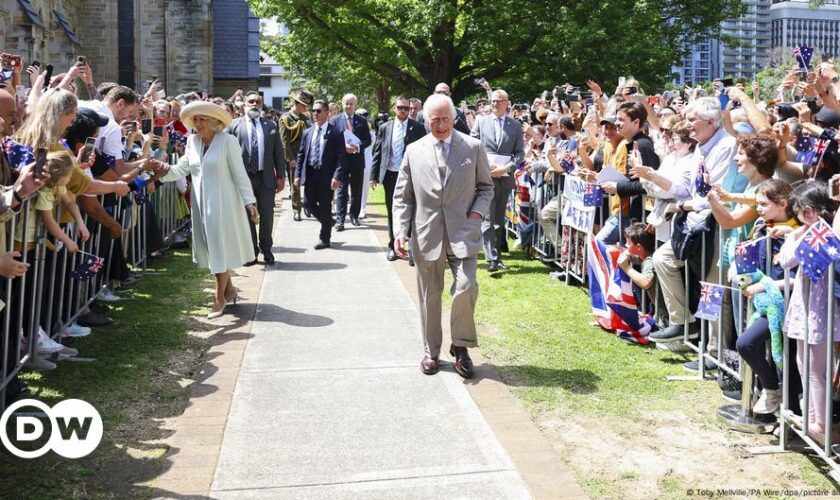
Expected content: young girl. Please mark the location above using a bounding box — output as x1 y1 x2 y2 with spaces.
735 179 798 414
778 180 840 440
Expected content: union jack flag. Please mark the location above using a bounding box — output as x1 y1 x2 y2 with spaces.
796 218 840 281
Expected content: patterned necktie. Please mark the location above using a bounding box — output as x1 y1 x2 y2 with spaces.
392 121 405 169
249 118 260 172
312 125 323 168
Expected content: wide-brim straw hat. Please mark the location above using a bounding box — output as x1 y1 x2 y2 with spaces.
180 101 233 130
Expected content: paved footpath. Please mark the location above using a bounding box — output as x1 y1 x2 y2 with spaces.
208 201 533 499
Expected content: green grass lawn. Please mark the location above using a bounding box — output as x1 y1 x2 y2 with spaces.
0 249 214 499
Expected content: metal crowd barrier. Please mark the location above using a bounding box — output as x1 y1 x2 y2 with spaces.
0 177 190 412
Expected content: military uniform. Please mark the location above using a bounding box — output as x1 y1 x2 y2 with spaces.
279 91 314 215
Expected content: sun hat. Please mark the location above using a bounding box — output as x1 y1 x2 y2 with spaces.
179 101 233 130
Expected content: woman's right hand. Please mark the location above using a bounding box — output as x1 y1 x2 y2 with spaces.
65 240 79 254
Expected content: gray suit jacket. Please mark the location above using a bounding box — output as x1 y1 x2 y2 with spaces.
469 114 524 190
227 116 285 188
393 131 494 261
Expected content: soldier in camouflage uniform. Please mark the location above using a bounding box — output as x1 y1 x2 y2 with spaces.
279 90 314 221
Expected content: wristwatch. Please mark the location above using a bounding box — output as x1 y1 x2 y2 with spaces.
12 188 24 204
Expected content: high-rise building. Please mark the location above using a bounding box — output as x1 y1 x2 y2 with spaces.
671 38 722 85
718 0 773 79
771 0 840 59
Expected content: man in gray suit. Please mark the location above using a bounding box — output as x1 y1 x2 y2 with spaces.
228 91 285 265
470 89 524 272
393 94 494 379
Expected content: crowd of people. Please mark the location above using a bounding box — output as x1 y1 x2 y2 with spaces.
470 63 840 449
3 45 840 468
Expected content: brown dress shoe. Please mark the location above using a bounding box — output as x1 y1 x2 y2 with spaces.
449 345 474 379
420 356 439 375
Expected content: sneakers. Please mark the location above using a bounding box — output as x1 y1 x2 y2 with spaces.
77 312 113 327
683 358 718 372
98 289 126 302
62 322 91 338
655 340 693 352
721 389 742 403
648 323 699 343
24 355 56 371
59 345 79 357
31 328 64 354
753 388 782 414
512 239 524 251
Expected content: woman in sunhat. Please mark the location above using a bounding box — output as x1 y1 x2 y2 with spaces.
157 101 257 319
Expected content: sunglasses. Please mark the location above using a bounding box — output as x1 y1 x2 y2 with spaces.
313 108 326 114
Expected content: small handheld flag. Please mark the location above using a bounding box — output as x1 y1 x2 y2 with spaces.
735 239 761 275
695 282 725 321
695 160 712 197
583 183 603 207
795 218 840 281
793 45 814 71
71 254 105 281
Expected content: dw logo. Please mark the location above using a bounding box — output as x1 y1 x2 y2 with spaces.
0 399 103 459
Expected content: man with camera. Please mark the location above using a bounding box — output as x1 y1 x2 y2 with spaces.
470 89 524 272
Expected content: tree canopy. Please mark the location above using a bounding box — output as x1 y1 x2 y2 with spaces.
252 0 745 107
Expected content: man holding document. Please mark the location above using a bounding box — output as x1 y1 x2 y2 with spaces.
331 93 372 231
470 89 523 272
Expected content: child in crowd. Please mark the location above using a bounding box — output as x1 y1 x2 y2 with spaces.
735 179 798 414
617 223 656 308
778 180 840 440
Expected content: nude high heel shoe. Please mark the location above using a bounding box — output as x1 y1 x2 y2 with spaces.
207 299 227 319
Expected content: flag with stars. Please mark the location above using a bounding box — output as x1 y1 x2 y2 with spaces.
695 282 725 321
796 218 840 281
794 45 814 70
735 239 761 274
71 254 105 281
694 160 712 197
795 136 816 165
583 183 603 207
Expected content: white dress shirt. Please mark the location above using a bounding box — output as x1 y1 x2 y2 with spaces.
309 123 329 166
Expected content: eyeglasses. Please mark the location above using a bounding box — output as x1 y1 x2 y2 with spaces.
491 99 507 103
434 90 450 96
313 108 326 114
395 106 409 111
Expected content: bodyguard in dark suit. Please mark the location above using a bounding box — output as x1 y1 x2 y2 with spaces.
370 95 425 261
330 93 372 231
470 89 524 272
415 83 470 135
228 91 285 265
295 100 345 249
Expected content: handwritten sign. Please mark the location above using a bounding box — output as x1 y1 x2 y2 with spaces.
561 176 596 233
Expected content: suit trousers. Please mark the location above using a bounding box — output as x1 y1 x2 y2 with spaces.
336 165 364 222
652 235 732 357
247 171 275 255
383 170 399 249
482 178 509 262
303 171 334 243
286 163 302 212
415 239 479 359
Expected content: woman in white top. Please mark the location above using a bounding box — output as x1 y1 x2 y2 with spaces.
628 118 696 243
158 101 258 318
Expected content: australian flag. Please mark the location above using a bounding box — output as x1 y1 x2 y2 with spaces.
796 218 840 281
133 174 149 206
795 136 815 165
694 160 712 197
583 183 603 207
695 282 725 321
735 239 762 274
71 254 105 281
794 45 814 70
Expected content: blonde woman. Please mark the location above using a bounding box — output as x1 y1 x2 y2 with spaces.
156 101 257 319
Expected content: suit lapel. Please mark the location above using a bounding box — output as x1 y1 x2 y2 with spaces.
444 134 467 188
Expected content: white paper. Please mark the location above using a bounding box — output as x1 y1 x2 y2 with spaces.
596 165 628 184
487 153 512 167
344 130 362 147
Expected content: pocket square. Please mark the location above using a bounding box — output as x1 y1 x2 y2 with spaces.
460 158 473 167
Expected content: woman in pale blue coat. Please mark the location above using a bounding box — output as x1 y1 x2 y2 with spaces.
158 101 257 318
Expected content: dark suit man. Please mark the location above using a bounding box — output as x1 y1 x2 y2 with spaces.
228 91 285 265
330 93 372 231
470 89 524 272
415 83 470 135
370 95 425 261
295 100 345 249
